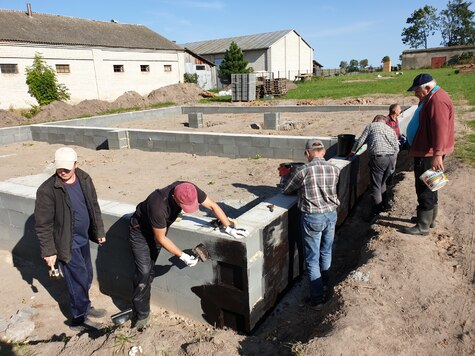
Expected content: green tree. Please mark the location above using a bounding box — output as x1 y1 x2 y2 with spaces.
25 53 70 106
359 59 369 70
401 5 439 49
339 60 348 70
347 59 359 72
440 0 475 46
218 41 252 83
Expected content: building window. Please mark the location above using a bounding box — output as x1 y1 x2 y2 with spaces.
196 65 205 71
113 64 124 72
164 65 172 72
55 64 70 73
140 65 150 72
0 64 19 74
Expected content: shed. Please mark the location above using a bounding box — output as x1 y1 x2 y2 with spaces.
401 45 475 69
182 29 313 83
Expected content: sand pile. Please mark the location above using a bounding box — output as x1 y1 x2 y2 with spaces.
0 110 30 126
148 83 203 105
113 91 149 108
32 101 79 122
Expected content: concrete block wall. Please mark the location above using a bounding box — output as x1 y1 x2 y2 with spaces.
0 126 32 145
0 148 373 332
127 129 336 161
30 125 128 150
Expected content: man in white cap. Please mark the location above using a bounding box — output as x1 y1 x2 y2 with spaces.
129 181 249 330
35 147 107 331
283 139 340 310
403 73 454 235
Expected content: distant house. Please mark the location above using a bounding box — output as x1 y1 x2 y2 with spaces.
183 48 217 90
182 29 313 83
401 45 475 69
0 7 185 109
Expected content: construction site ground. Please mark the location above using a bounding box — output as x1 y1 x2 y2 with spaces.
0 91 473 355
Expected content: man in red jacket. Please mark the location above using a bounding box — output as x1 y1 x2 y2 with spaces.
403 73 454 235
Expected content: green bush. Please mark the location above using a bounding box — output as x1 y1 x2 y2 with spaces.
184 72 199 84
25 53 70 106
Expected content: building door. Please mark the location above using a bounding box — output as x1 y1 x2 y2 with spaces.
431 57 446 68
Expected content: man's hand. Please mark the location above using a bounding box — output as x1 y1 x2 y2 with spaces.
44 255 57 268
179 252 198 267
97 237 106 245
225 225 249 239
432 155 444 171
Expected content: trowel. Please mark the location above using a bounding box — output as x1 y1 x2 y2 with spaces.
192 243 210 262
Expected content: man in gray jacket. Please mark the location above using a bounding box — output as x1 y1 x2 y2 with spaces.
35 147 107 331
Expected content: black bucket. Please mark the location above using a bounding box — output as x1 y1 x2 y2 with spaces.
337 134 356 157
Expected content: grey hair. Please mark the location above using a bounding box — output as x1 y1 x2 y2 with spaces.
418 79 436 90
372 114 386 123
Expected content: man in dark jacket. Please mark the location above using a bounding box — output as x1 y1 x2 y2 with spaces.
35 147 107 331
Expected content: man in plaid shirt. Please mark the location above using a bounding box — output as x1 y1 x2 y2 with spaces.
283 139 340 309
349 115 399 220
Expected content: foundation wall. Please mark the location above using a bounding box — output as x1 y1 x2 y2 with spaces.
0 151 387 332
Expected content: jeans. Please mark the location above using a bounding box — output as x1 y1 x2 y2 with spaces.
129 215 161 321
414 157 440 210
301 210 337 304
59 243 93 324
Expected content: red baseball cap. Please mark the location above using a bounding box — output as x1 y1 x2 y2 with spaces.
174 183 199 213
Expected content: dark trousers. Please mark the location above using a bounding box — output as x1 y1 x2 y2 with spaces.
369 155 396 207
129 215 161 321
59 243 93 324
414 156 440 211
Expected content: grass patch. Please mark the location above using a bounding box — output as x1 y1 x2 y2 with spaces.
287 68 475 107
199 95 232 103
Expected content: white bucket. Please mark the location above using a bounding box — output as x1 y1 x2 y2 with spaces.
419 169 448 192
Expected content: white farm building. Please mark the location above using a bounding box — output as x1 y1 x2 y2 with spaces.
182 29 314 82
0 8 186 109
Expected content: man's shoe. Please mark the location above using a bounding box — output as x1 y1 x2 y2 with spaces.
135 314 150 331
88 307 107 318
402 209 433 236
69 318 102 331
410 205 438 228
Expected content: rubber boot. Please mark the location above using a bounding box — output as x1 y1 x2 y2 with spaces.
402 209 433 236
410 204 438 228
430 204 438 228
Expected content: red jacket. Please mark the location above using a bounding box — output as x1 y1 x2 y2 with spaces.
410 87 454 158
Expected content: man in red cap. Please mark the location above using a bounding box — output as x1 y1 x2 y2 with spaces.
128 181 248 330
403 73 454 235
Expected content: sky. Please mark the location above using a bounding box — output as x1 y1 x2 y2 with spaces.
1 0 473 68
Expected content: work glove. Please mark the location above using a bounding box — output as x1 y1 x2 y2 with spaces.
179 252 198 267
225 225 249 239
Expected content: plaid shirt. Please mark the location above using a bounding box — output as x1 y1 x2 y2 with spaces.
352 122 399 156
283 158 340 214
385 115 401 139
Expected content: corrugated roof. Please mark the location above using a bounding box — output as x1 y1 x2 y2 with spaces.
0 10 182 51
182 29 299 55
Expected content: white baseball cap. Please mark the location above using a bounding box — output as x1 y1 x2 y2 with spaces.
54 147 77 170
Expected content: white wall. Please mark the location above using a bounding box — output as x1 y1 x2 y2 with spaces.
0 43 185 109
270 31 313 80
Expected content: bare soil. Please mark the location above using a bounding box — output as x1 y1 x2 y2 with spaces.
0 92 473 356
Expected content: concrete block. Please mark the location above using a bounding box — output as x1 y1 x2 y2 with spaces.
188 113 203 128
264 112 280 130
